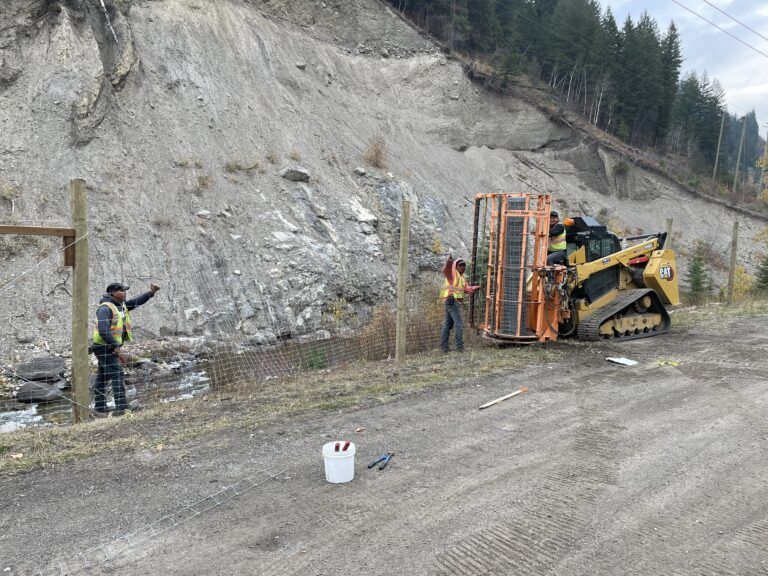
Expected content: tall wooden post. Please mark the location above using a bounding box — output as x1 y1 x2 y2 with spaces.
70 179 90 423
726 220 739 306
665 218 673 251
395 200 411 365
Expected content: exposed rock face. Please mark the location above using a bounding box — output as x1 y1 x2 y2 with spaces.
0 0 764 358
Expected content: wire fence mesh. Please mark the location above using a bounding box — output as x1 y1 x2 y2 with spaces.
0 219 477 431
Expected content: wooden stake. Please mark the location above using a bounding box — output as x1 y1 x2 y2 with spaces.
665 217 673 251
70 179 90 423
395 200 411 364
479 386 529 410
726 220 739 306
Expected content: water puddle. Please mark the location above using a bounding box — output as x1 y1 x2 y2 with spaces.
0 369 211 433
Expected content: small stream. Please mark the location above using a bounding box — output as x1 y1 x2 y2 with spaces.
0 369 211 433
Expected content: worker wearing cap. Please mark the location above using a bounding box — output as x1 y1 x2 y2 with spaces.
547 211 568 265
91 282 160 416
440 256 479 353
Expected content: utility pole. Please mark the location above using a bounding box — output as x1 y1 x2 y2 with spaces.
712 112 725 182
395 200 411 365
733 115 747 194
727 220 739 305
759 124 768 199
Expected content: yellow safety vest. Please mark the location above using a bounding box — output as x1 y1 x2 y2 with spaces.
92 302 133 345
440 273 467 301
549 228 567 252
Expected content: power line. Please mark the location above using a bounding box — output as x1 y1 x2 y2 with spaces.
698 0 768 45
669 0 768 60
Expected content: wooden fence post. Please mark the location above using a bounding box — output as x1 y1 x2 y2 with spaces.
395 200 411 364
70 179 90 423
665 218 673 251
726 220 739 306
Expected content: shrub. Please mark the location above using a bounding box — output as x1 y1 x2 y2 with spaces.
290 148 301 161
197 175 213 190
303 346 328 370
363 136 387 169
614 161 629 177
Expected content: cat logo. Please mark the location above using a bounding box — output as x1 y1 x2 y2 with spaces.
659 265 674 280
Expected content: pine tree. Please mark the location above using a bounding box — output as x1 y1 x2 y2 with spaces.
755 252 768 294
685 253 711 304
657 22 682 144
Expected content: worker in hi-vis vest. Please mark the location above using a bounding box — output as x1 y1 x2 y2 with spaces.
547 210 568 265
91 282 159 416
440 256 479 353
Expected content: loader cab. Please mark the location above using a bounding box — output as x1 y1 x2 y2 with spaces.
565 216 621 303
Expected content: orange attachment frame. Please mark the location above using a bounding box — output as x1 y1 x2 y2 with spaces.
470 193 564 343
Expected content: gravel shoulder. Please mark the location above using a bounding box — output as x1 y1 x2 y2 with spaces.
2 313 768 575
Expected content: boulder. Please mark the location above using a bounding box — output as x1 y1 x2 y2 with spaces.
279 167 311 182
16 381 66 403
16 356 65 381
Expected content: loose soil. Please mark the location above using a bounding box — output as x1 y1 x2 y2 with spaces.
2 310 767 575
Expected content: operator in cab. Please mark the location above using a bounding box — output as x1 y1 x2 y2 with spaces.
547 210 567 265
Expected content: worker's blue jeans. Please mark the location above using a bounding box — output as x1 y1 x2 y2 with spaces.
441 301 464 352
93 347 126 412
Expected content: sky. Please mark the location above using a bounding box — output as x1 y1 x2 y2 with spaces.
605 0 768 136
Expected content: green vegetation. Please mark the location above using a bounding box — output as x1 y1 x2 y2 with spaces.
387 0 764 196
684 251 712 304
755 252 768 294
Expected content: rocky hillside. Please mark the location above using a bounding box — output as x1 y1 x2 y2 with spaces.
0 0 764 355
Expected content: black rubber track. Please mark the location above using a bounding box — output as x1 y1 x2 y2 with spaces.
577 288 671 342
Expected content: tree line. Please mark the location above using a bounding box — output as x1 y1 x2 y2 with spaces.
387 0 765 193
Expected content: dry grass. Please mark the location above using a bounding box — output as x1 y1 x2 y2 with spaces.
671 298 768 330
363 136 387 169
289 148 301 161
197 175 213 190
225 158 262 174
0 343 560 473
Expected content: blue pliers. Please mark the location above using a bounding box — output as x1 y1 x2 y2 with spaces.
367 452 394 470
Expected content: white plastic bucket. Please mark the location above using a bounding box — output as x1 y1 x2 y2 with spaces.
322 441 355 483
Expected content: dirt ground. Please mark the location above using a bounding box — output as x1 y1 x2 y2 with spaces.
2 312 768 576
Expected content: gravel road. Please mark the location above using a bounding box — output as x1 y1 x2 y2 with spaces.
3 315 767 575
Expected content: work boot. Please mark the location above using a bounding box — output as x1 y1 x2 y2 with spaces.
114 400 141 417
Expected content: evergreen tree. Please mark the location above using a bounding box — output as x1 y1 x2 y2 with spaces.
755 252 768 294
466 0 500 53
685 251 712 304
657 22 682 144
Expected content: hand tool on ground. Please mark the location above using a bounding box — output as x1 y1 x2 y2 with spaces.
367 452 394 470
478 386 528 410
